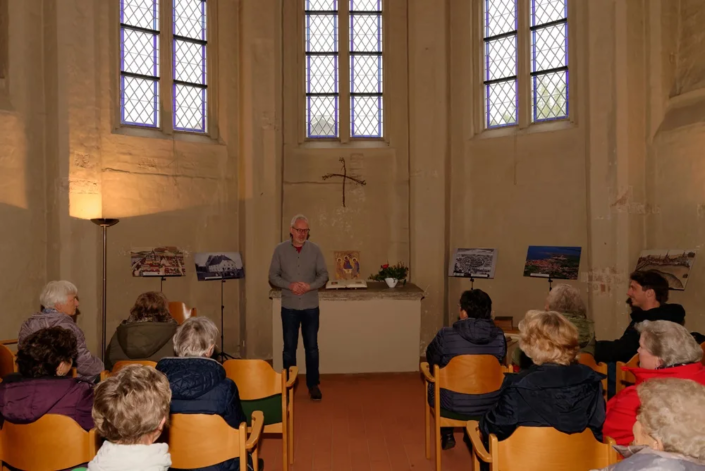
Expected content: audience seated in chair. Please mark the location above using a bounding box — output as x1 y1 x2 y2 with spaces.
513 284 595 370
157 317 254 471
597 378 705 471
105 291 178 371
88 365 172 471
603 320 705 445
425 289 506 451
481 310 605 442
0 326 94 431
595 271 686 364
18 280 104 382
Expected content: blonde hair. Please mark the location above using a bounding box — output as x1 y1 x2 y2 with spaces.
519 310 579 366
546 284 587 318
92 365 171 444
637 320 703 367
637 378 705 461
173 317 218 357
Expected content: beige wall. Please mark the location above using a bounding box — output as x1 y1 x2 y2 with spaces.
2 0 701 356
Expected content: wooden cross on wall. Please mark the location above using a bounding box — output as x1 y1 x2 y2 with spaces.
321 157 367 208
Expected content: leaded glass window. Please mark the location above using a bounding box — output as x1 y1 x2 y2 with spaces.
173 0 207 132
304 0 384 140
483 0 517 128
305 0 339 138
531 0 568 122
120 0 160 127
350 0 383 138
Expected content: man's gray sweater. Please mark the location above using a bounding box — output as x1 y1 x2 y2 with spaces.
268 240 329 310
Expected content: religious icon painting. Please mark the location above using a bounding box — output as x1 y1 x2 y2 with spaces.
334 251 361 280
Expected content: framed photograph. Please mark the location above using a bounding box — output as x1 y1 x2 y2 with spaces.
131 247 185 277
523 246 582 280
635 249 696 290
448 248 498 279
194 252 245 281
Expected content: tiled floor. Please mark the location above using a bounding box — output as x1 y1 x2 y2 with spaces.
258 373 473 471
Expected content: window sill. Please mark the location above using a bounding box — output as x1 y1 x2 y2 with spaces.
297 139 390 149
475 119 576 140
113 126 223 145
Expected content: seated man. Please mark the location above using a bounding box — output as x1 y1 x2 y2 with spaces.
18 280 104 381
425 289 507 450
595 270 685 364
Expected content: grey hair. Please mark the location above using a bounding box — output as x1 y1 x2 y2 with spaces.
637 378 705 461
546 284 587 318
173 317 219 358
637 320 703 367
40 281 78 309
290 214 309 227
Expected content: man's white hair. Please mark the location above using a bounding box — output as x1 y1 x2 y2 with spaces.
173 317 219 357
40 281 78 309
290 214 309 227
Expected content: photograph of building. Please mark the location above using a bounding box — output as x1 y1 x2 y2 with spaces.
194 252 245 281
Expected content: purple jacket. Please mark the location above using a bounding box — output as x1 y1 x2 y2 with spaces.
18 309 104 381
0 374 95 430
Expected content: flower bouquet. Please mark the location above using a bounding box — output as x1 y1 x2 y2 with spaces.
369 262 409 288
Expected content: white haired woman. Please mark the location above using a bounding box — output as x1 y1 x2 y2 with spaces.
597 378 705 470
603 320 705 445
18 280 104 381
156 317 256 471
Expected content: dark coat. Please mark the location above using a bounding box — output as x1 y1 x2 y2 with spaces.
0 373 94 430
105 321 177 371
425 318 507 417
594 303 686 364
480 363 605 442
156 357 248 471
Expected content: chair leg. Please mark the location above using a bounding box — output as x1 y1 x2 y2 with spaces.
289 405 295 464
435 423 442 471
253 447 259 471
282 432 288 471
425 404 431 459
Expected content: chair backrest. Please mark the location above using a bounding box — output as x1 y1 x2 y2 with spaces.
111 360 158 374
437 355 505 395
0 343 16 378
168 414 246 469
616 353 639 392
222 359 283 399
577 353 608 399
0 414 97 471
168 302 198 325
490 427 617 471
701 342 705 366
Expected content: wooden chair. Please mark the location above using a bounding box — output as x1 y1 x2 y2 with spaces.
577 353 608 400
0 414 98 471
700 342 705 366
420 355 509 471
168 302 198 325
466 420 617 471
223 360 297 471
0 340 16 379
169 412 264 471
100 360 158 381
616 353 639 394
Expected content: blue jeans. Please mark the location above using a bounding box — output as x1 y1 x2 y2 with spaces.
281 307 320 388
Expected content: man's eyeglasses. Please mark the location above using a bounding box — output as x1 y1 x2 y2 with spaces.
292 228 310 234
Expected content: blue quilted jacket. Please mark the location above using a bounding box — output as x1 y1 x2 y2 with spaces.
156 357 249 471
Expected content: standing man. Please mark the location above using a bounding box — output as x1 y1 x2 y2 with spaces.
269 214 328 400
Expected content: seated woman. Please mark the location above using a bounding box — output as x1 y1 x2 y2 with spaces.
481 310 605 442
598 378 705 470
19 280 103 381
0 327 94 430
513 284 595 369
156 317 252 471
105 291 177 371
603 320 705 445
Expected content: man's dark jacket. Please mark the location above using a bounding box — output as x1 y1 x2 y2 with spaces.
157 357 249 471
425 317 507 417
480 363 605 442
594 303 685 364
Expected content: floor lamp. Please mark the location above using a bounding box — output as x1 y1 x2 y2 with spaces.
91 218 120 362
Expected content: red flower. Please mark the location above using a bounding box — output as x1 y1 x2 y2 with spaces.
381 264 389 269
